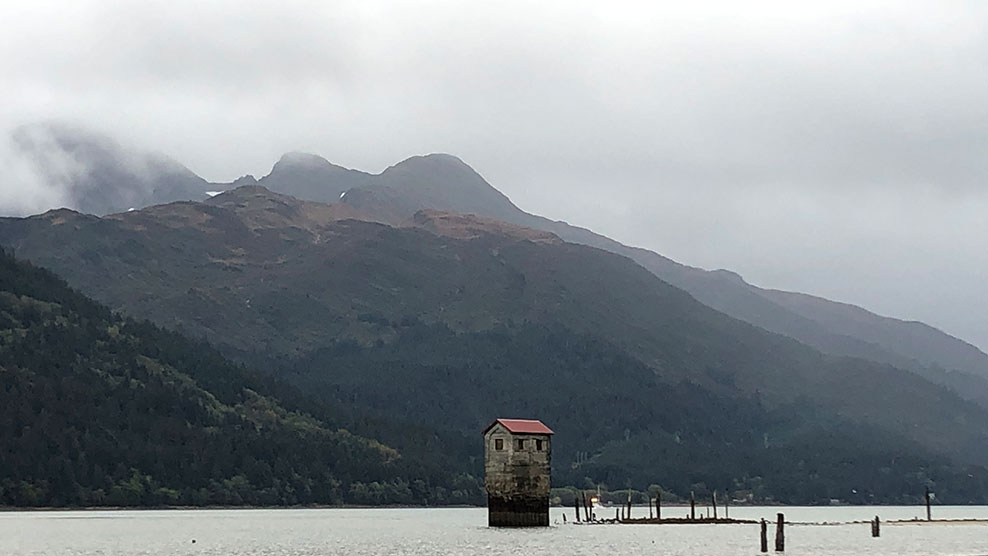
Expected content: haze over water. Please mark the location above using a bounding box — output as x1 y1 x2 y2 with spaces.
3 507 988 556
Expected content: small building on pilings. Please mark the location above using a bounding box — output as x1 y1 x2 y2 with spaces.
483 418 553 527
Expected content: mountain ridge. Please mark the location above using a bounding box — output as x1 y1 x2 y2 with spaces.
7 124 986 399
255 150 988 392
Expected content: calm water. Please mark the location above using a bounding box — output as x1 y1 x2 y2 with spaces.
2 506 988 556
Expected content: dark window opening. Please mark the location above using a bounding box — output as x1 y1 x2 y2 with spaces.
495 438 503 450
536 439 543 451
516 439 525 450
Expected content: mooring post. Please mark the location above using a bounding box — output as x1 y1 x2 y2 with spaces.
649 499 653 519
760 518 768 553
583 492 591 522
712 491 718 519
872 515 880 537
615 508 620 521
775 513 785 552
725 494 729 519
925 486 932 521
574 494 581 522
690 490 696 520
656 493 661 520
626 494 632 520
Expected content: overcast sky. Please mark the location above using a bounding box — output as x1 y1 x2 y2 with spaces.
1 1 986 349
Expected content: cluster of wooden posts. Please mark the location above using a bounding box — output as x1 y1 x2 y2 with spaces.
572 489 749 524
758 514 785 552
569 486 941 553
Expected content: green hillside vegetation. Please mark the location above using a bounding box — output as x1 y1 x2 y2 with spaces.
288 321 988 505
4 189 988 504
0 249 482 507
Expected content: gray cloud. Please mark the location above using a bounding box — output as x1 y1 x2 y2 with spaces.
1 0 987 348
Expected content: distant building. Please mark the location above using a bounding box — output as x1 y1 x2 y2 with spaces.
483 418 553 527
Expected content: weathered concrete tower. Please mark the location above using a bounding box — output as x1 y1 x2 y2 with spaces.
483 418 553 527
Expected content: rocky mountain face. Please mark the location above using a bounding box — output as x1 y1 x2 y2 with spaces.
3 187 988 503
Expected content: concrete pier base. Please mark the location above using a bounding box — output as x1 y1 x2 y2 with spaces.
488 495 549 527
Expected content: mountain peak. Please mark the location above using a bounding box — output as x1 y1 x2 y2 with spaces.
275 151 338 168
711 269 746 283
389 152 468 168
259 152 374 203
31 207 94 226
231 174 258 186
6 121 208 217
270 151 370 176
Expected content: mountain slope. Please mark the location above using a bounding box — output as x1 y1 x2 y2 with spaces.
0 247 480 507
251 152 988 393
3 189 988 503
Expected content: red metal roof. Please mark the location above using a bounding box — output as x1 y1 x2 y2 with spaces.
483 418 554 435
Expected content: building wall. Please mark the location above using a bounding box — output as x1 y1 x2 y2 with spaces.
483 424 551 526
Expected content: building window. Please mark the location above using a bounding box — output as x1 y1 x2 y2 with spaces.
495 438 503 450
536 439 543 451
516 439 525 450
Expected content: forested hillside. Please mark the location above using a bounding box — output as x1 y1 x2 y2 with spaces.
286 321 988 504
0 249 482 507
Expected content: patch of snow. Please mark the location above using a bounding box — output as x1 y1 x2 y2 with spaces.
206 190 224 197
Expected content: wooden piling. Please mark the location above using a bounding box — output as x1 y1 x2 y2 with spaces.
760 518 768 553
712 491 718 519
775 513 785 552
656 493 661 519
690 490 696 520
626 494 632 520
574 494 581 523
725 493 729 519
925 486 932 521
871 516 880 537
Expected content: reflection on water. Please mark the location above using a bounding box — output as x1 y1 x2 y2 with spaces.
2 506 988 556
